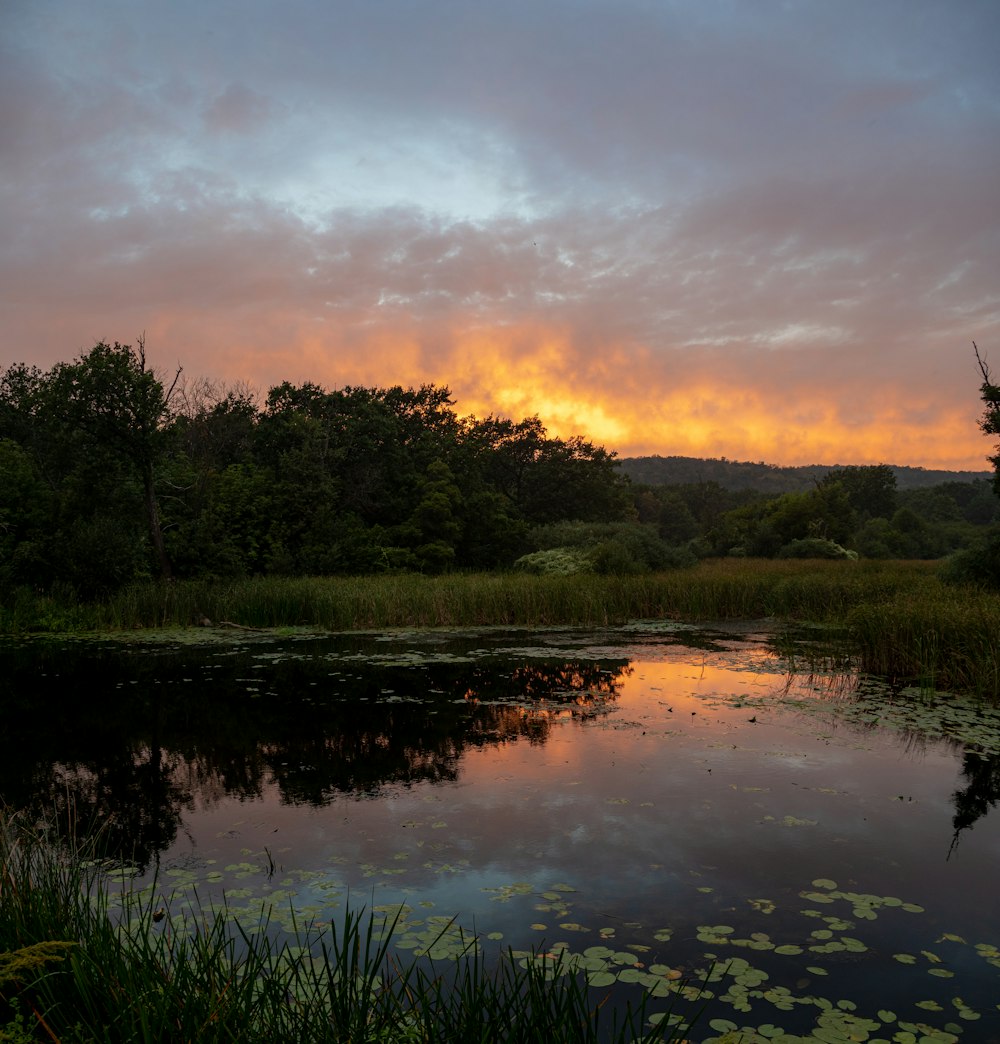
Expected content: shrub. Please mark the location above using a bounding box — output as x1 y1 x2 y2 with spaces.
513 548 593 575
588 539 645 575
940 527 1000 589
776 538 856 560
526 521 692 574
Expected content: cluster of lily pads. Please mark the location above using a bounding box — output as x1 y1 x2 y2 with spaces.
719 674 1000 759
103 854 1000 1044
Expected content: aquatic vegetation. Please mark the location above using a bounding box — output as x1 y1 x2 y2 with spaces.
93 858 1000 1043
0 811 693 1043
5 558 998 699
848 586 1000 698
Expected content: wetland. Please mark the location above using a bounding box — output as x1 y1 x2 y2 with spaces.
3 623 1000 1043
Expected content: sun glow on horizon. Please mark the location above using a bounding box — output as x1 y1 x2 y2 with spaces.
152 316 989 472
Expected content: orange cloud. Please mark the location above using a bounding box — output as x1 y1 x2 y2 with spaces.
133 310 990 471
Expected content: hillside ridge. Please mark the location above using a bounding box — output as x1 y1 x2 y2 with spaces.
618 454 992 494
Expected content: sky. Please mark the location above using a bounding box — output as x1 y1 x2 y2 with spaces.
2 0 999 469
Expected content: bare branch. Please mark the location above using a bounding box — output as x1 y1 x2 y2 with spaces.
975 341 992 384
164 362 184 408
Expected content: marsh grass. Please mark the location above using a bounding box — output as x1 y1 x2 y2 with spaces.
0 810 690 1043
64 559 941 631
848 587 1000 697
4 558 999 698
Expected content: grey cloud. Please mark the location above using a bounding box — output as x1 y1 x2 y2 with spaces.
202 84 282 135
2 0 998 465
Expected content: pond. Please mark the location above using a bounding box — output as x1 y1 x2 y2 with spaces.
3 623 1000 1043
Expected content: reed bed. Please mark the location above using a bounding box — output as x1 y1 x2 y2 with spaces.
0 810 689 1044
80 559 940 631
4 559 999 698
848 587 1000 697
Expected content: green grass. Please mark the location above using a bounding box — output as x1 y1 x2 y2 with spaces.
4 559 1000 698
0 559 941 631
0 810 692 1043
847 585 1000 697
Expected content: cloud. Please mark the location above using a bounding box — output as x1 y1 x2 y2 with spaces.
1 0 998 470
202 84 281 136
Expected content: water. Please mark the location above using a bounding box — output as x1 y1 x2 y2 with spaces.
4 624 1000 1041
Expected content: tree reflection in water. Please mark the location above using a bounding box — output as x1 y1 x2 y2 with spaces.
0 637 630 870
949 748 1000 858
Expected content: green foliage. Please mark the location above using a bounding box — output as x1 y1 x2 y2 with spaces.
943 479 1000 524
652 489 700 544
514 548 594 575
819 464 897 519
6 561 1000 696
0 350 635 593
776 538 856 560
885 507 947 559
0 941 76 988
457 490 529 569
462 416 629 526
897 488 962 523
397 460 464 573
977 342 1000 497
48 340 180 580
940 528 1000 590
848 582 1000 697
708 483 856 558
523 521 695 575
631 466 995 563
0 1000 34 1044
936 350 1000 586
620 454 990 493
0 440 53 588
5 342 999 597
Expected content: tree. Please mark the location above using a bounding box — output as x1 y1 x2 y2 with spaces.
819 465 897 520
0 438 53 587
398 459 464 573
707 483 855 558
976 341 1000 498
940 343 1000 587
462 416 628 525
48 338 181 580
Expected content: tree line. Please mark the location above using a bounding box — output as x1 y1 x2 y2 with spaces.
0 341 629 594
2 340 998 598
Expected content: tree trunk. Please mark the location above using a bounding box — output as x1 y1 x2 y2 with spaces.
143 460 172 580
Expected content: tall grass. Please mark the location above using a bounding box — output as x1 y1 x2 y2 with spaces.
0 810 691 1043
42 559 940 631
4 559 999 698
848 586 1000 697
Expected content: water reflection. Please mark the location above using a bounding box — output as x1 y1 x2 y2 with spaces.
3 629 998 873
0 637 629 869
5 630 999 1040
950 749 1000 856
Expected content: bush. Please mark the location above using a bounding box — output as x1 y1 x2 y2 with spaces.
525 521 693 575
513 548 593 575
940 528 1000 589
588 540 645 575
776 538 856 560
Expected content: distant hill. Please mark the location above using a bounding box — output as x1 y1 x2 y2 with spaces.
618 455 993 494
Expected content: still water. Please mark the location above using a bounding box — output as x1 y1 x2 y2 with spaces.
3 624 1000 1041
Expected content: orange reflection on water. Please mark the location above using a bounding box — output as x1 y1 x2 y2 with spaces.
455 648 790 783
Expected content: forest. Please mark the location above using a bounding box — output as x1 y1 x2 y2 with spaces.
1 339 998 599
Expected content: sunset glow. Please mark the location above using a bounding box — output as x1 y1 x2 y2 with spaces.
2 1 998 469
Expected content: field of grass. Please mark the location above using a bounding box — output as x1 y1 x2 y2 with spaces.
0 810 690 1044
2 558 999 698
